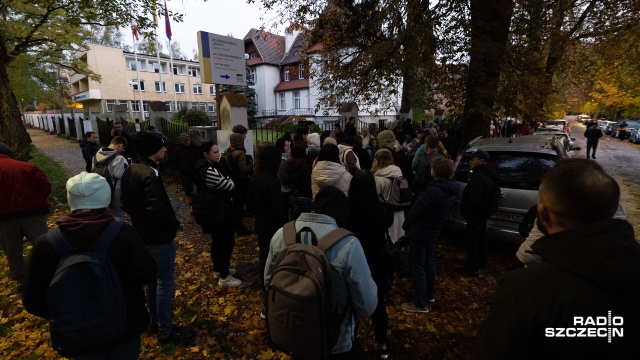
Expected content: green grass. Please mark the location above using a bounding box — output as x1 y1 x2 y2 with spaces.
28 145 68 208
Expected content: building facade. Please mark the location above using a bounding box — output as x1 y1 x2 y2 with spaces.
70 43 217 118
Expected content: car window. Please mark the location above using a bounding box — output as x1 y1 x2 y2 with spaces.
455 151 557 190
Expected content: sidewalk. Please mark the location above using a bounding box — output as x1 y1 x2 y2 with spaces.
28 128 86 177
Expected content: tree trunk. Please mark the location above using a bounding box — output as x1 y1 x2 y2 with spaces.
462 0 515 146
0 60 31 161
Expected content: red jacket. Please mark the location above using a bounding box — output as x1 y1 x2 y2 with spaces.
0 154 51 220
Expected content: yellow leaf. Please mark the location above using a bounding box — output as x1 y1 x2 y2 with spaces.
190 346 200 352
175 290 182 296
256 348 275 360
202 349 208 357
224 305 237 316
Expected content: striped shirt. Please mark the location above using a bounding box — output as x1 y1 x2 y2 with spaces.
204 166 235 192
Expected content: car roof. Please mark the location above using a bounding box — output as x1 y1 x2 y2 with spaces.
465 136 561 156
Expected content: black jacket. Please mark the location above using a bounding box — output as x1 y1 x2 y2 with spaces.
173 143 200 174
248 147 287 241
120 157 179 245
79 139 99 162
461 163 498 221
353 145 372 170
584 125 604 143
23 210 156 353
412 151 444 192
403 178 459 244
474 219 640 359
286 158 312 197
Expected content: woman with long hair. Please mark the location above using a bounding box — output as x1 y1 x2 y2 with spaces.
193 142 241 287
347 170 394 359
286 140 312 219
373 149 406 244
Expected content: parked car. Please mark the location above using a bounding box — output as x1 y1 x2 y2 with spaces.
446 136 567 244
532 130 578 156
540 119 567 132
629 127 640 144
598 121 616 133
578 115 591 123
610 120 640 139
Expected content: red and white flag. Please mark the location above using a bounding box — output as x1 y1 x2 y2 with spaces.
130 7 139 41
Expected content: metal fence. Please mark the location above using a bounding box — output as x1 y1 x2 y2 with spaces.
159 118 190 144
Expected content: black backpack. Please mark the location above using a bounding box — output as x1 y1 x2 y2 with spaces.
92 152 119 191
267 222 353 360
46 221 127 357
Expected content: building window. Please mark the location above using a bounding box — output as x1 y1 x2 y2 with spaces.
298 64 304 79
155 81 166 92
249 67 256 83
193 84 203 94
173 65 185 75
279 93 286 110
198 102 207 111
151 62 160 73
105 99 116 112
143 102 149 112
175 83 185 93
294 91 301 109
188 67 200 77
284 68 289 81
209 85 215 95
165 102 172 112
131 80 145 91
207 102 215 112
131 101 140 112
249 52 256 59
125 59 139 70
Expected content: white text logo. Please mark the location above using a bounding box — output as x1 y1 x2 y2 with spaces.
545 311 623 343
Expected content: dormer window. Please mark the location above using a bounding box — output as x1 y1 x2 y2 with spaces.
284 68 290 81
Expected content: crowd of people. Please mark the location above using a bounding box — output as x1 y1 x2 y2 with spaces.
0 115 637 359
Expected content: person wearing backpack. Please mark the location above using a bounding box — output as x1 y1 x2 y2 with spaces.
23 172 156 359
264 186 378 359
373 149 406 244
92 136 129 222
457 149 499 277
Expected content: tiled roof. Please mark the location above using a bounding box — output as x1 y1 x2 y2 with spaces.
307 42 323 53
281 33 309 65
274 79 309 92
244 28 285 65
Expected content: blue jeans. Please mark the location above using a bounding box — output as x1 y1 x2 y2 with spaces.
74 336 140 360
409 238 436 308
145 242 176 338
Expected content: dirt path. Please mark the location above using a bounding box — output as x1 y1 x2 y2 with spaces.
568 119 640 238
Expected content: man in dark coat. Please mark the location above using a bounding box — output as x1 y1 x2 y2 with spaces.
109 121 136 158
474 159 640 359
584 123 603 159
80 131 99 172
457 149 499 277
402 158 458 313
120 132 193 344
23 172 156 358
173 133 199 203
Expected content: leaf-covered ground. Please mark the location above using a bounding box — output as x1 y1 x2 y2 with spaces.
0 174 520 360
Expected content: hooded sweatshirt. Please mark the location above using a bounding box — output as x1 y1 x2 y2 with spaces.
311 161 353 199
403 178 459 243
374 164 406 243
93 147 128 191
337 143 361 174
474 219 640 359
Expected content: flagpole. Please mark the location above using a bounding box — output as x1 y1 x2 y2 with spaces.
132 34 144 121
155 31 164 102
169 40 177 112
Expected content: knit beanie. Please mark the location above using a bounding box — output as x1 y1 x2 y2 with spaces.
307 132 320 147
377 130 396 150
311 186 350 227
135 132 165 157
67 172 112 211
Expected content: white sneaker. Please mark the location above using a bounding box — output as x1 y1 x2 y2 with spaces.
218 275 242 287
213 269 236 280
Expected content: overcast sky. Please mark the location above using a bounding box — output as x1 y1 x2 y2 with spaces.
127 0 283 59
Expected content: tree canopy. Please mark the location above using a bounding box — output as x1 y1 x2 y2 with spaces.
0 0 182 160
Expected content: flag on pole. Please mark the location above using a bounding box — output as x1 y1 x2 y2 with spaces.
164 0 172 40
130 7 139 41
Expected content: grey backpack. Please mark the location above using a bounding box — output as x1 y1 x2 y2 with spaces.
266 221 352 360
